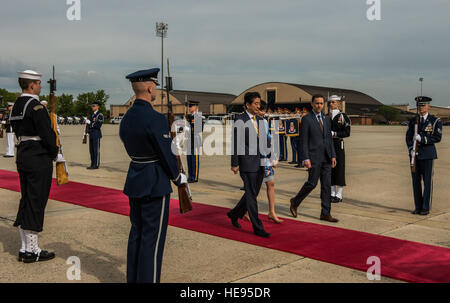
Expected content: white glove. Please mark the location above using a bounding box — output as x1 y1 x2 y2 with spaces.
1 121 6 124
56 153 66 163
415 134 421 142
86 119 91 125
331 131 337 137
179 173 187 185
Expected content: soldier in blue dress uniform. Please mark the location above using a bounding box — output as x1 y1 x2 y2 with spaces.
186 100 202 183
406 96 442 215
86 102 103 169
120 68 187 283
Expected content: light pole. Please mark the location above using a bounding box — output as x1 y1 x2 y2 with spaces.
419 77 424 96
156 22 168 113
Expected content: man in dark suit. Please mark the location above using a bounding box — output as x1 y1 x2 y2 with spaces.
228 92 271 238
289 94 339 222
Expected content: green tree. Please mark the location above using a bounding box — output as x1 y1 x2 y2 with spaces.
73 90 109 117
56 94 74 116
0 88 20 108
377 105 401 122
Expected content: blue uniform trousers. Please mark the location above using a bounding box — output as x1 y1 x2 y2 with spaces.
411 159 434 212
89 137 100 168
279 135 288 160
187 146 200 182
127 194 170 283
291 137 298 162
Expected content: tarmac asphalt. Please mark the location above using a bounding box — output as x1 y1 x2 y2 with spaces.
0 124 449 282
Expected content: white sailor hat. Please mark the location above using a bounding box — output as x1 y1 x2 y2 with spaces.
7 102 14 106
18 70 42 80
40 100 48 105
328 95 341 102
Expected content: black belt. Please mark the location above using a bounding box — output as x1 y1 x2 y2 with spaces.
130 155 160 163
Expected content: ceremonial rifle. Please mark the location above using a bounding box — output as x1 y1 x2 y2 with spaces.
410 106 419 173
82 118 89 144
48 65 69 185
0 95 4 138
0 108 5 139
166 58 193 214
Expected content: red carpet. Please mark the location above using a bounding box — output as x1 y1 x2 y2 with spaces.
1 169 449 283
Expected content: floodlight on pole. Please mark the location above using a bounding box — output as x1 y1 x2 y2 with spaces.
156 22 168 112
419 77 424 96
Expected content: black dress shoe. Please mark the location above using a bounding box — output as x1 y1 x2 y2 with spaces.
288 161 297 164
419 210 430 216
227 212 241 228
411 210 421 215
320 214 339 223
86 166 95 169
279 159 286 162
3 155 14 158
254 230 270 238
239 186 245 191
331 196 337 203
18 251 26 262
289 198 298 218
22 250 56 263
334 197 343 203
294 164 302 168
188 180 195 183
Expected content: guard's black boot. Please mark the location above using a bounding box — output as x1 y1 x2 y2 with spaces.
18 251 26 262
22 250 56 263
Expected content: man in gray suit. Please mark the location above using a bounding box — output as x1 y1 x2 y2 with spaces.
289 94 339 222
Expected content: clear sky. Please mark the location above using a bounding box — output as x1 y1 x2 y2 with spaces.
1 0 449 107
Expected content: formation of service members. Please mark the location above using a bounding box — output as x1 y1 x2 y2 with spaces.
406 96 442 215
185 100 202 183
119 68 187 283
9 70 59 263
328 95 351 203
85 102 104 169
4 67 443 282
2 102 15 157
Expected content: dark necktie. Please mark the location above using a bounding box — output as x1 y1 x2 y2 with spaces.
317 114 324 133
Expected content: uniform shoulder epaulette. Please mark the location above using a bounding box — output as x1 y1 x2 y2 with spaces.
33 104 44 111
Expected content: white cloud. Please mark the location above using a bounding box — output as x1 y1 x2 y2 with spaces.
0 0 449 106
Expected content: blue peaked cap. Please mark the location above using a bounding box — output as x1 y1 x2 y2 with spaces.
126 68 160 85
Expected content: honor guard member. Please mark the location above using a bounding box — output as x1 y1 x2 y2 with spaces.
328 95 351 202
9 70 58 263
406 96 442 215
86 101 103 169
3 102 15 157
186 100 202 183
120 68 187 283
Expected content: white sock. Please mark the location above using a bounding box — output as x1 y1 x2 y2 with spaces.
336 186 343 199
24 230 41 254
331 186 336 197
18 227 26 253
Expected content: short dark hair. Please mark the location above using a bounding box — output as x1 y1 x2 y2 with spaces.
259 100 267 111
18 78 38 90
244 92 261 107
311 94 325 103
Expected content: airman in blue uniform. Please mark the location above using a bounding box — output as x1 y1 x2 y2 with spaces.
406 96 442 215
186 100 202 183
86 102 103 169
120 68 187 283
